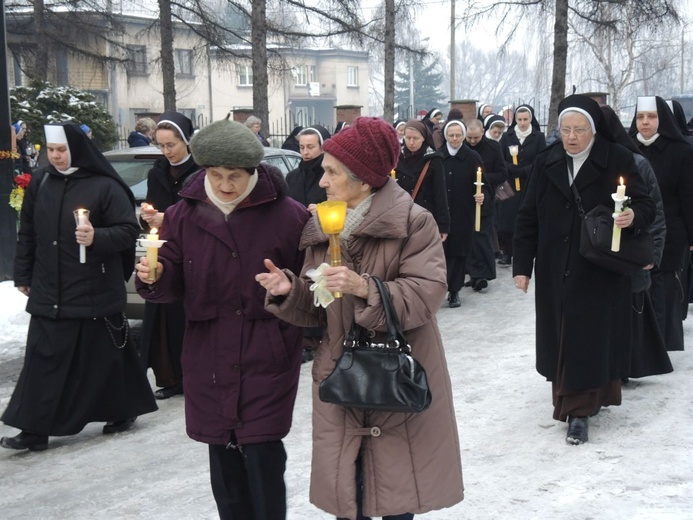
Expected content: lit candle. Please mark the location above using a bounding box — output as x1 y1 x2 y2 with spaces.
475 168 483 232
509 146 520 191
390 168 396 179
611 177 627 252
34 144 41 153
316 201 348 298
146 228 160 282
73 209 90 264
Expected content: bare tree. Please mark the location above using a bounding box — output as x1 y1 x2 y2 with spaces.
383 0 396 121
159 0 177 110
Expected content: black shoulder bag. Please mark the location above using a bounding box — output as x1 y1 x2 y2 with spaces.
318 276 432 413
568 159 654 275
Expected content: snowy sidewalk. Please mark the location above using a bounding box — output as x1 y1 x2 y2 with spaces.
1 271 691 519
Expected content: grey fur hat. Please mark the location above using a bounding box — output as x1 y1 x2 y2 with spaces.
190 118 264 168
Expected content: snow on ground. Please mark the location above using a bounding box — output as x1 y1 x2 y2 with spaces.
0 272 692 519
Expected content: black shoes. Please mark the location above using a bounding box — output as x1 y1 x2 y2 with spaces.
566 416 589 445
0 431 49 451
103 417 137 435
498 254 512 266
154 382 184 400
472 279 488 292
448 292 461 308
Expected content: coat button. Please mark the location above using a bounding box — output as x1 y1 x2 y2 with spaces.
53 241 58 246
564 270 571 278
236 309 242 316
565 202 571 209
232 364 240 372
370 426 381 437
231 251 238 258
53 304 58 309
564 236 569 243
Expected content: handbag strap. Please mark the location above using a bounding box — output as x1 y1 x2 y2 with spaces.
567 158 586 219
370 276 411 353
411 161 431 201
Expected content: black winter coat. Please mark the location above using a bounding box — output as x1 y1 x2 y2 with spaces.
466 137 508 217
286 155 327 207
497 130 546 234
635 136 693 271
141 155 199 232
14 167 139 319
439 145 483 256
513 137 655 391
395 149 451 234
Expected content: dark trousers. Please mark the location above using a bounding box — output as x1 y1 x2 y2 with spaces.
337 456 414 520
208 440 287 520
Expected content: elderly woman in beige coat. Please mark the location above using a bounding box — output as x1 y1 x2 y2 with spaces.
256 117 463 520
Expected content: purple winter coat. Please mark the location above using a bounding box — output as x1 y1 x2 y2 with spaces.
136 164 309 445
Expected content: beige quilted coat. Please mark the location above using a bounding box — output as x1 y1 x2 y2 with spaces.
266 179 464 519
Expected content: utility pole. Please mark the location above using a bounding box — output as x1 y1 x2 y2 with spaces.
450 0 456 102
0 0 17 279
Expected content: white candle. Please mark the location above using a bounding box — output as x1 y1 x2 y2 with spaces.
146 228 160 282
475 168 482 232
75 209 89 264
611 178 626 252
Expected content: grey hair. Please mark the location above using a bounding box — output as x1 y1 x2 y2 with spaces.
343 163 377 192
245 116 261 127
135 117 156 133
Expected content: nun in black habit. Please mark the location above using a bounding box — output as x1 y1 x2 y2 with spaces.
513 95 655 444
1 123 157 451
601 105 672 379
630 96 693 351
498 104 546 265
140 111 199 399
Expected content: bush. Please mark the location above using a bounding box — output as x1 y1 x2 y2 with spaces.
10 80 118 151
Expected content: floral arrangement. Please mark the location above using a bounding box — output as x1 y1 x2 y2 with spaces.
9 173 32 213
0 150 20 160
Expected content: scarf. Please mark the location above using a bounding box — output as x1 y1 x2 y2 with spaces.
204 170 258 216
636 133 660 147
340 193 375 242
446 143 461 156
515 125 532 144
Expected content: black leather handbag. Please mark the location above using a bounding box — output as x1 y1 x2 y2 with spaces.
569 163 654 275
318 276 432 413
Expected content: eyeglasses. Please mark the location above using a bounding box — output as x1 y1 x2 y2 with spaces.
559 127 590 137
157 141 184 151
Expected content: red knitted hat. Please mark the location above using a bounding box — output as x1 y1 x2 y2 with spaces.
322 117 400 189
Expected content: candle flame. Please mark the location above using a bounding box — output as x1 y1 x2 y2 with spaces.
150 228 158 234
619 177 624 186
77 208 86 215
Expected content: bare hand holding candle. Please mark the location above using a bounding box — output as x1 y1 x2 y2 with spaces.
139 228 167 283
474 167 483 232
73 209 90 263
509 145 520 191
316 201 348 298
611 177 627 252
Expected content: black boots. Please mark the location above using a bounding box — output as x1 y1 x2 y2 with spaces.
566 416 589 445
0 431 49 451
448 292 461 308
154 382 184 400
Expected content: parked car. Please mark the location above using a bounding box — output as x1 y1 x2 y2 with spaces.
104 145 302 319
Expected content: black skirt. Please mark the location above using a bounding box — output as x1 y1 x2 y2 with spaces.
2 314 158 436
630 291 674 378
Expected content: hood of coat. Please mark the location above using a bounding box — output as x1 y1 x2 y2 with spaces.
178 162 287 208
299 178 412 250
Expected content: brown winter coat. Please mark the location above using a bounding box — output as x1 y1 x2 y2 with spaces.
266 179 464 518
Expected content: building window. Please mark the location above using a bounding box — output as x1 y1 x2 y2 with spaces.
175 49 194 77
347 66 358 87
238 64 252 86
126 45 148 76
293 65 315 86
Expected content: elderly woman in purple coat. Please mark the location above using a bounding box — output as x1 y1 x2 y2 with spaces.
135 117 309 520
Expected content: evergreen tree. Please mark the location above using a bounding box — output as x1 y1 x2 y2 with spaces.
394 54 446 120
10 81 118 150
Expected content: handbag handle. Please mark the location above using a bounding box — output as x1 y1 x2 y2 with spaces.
370 276 411 353
411 161 431 201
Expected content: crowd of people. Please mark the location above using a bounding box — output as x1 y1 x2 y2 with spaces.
1 94 692 519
